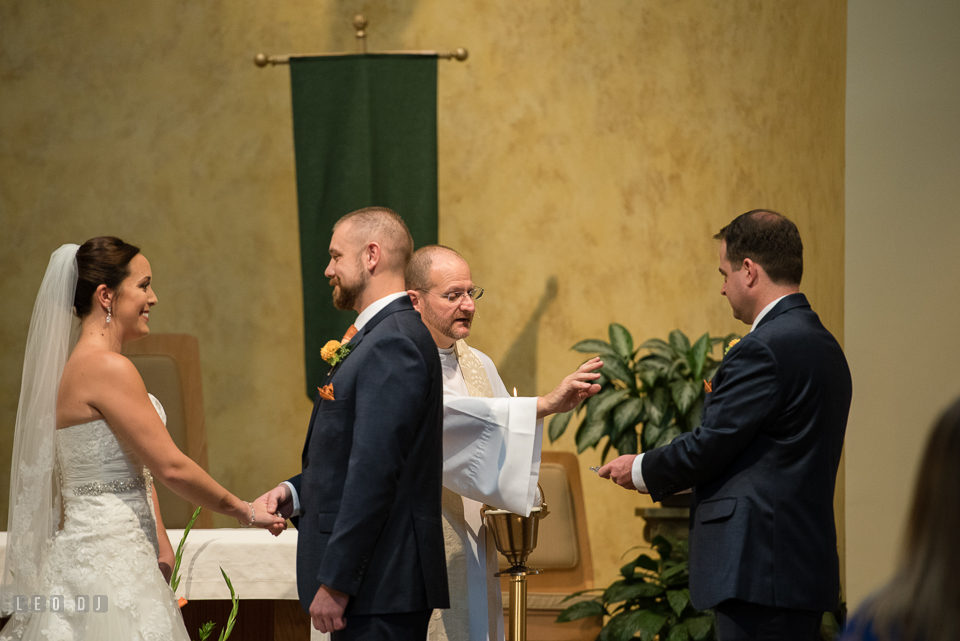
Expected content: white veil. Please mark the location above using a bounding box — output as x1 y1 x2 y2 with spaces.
1 244 79 614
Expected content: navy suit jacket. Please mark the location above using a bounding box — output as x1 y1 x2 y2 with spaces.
642 294 852 612
287 296 449 616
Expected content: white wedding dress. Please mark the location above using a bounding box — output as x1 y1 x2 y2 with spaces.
0 395 191 640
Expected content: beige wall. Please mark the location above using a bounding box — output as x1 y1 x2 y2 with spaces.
0 1 846 593
844 0 960 610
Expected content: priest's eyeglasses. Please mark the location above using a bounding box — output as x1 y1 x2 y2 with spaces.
420 287 484 305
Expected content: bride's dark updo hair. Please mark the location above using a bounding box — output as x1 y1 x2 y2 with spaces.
74 236 141 318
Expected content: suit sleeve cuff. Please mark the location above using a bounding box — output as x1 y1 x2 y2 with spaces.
282 481 301 517
632 453 648 493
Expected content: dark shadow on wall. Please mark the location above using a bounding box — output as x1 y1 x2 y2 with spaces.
497 276 558 396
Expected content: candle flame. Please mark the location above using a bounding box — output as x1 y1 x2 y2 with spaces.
513 387 518 397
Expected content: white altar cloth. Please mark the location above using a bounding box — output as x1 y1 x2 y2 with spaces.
0 528 300 602
167 528 300 601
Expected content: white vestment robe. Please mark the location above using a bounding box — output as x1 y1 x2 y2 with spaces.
427 345 543 641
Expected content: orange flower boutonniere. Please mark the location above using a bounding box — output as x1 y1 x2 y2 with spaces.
318 384 335 401
703 380 713 393
724 338 740 356
321 339 354 366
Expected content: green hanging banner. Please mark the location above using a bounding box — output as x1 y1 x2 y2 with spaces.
289 54 439 399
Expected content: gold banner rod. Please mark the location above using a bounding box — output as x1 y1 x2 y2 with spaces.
254 15 468 68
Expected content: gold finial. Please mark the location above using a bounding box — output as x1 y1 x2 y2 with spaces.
253 15 467 66
354 15 368 53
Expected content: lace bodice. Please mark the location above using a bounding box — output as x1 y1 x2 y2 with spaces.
57 421 148 493
57 394 164 487
55 394 166 554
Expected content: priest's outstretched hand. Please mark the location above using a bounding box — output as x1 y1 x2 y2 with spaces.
535 357 604 419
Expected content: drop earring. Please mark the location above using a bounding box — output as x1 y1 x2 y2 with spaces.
106 306 112 324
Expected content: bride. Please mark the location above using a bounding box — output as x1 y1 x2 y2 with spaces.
0 238 285 640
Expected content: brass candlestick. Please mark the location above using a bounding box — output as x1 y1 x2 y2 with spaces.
482 487 548 641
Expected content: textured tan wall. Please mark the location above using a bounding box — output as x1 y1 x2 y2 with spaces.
845 0 960 610
0 1 845 595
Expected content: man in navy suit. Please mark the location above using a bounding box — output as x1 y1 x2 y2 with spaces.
601 210 852 641
261 207 448 639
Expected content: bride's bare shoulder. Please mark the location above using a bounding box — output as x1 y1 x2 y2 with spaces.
58 348 144 427
61 347 142 395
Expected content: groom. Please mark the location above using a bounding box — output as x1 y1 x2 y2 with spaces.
261 207 449 639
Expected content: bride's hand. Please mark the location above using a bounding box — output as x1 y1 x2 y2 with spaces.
250 496 287 535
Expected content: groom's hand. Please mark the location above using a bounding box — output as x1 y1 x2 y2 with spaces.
257 485 293 536
310 584 349 633
251 495 287 535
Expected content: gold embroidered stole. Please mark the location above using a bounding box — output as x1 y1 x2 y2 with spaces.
454 339 495 398
429 340 499 641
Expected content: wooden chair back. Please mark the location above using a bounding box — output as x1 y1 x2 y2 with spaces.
123 334 213 528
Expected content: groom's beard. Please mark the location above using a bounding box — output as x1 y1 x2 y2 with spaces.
331 272 368 311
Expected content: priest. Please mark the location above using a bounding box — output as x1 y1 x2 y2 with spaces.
405 245 602 641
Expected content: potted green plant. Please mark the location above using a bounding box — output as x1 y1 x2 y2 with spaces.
549 324 738 461
549 324 737 536
557 535 845 641
557 534 717 641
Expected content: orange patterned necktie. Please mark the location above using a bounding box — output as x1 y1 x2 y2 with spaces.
342 325 358 344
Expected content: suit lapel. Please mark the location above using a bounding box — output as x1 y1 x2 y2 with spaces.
320 296 413 382
707 294 810 404
301 393 324 460
302 326 369 457
302 295 415 456
321 324 369 383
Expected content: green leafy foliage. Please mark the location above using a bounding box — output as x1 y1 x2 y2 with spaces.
556 599 606 622
197 622 217 641
172 507 241 641
574 339 621 359
549 408 576 442
217 567 239 641
609 323 634 360
171 506 202 593
550 326 739 460
557 535 717 641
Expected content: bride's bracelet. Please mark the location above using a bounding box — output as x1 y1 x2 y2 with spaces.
239 501 255 528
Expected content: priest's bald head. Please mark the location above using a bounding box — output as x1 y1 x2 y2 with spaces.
406 245 484 349
325 206 413 313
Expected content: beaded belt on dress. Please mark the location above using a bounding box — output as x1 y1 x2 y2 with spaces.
72 475 147 496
